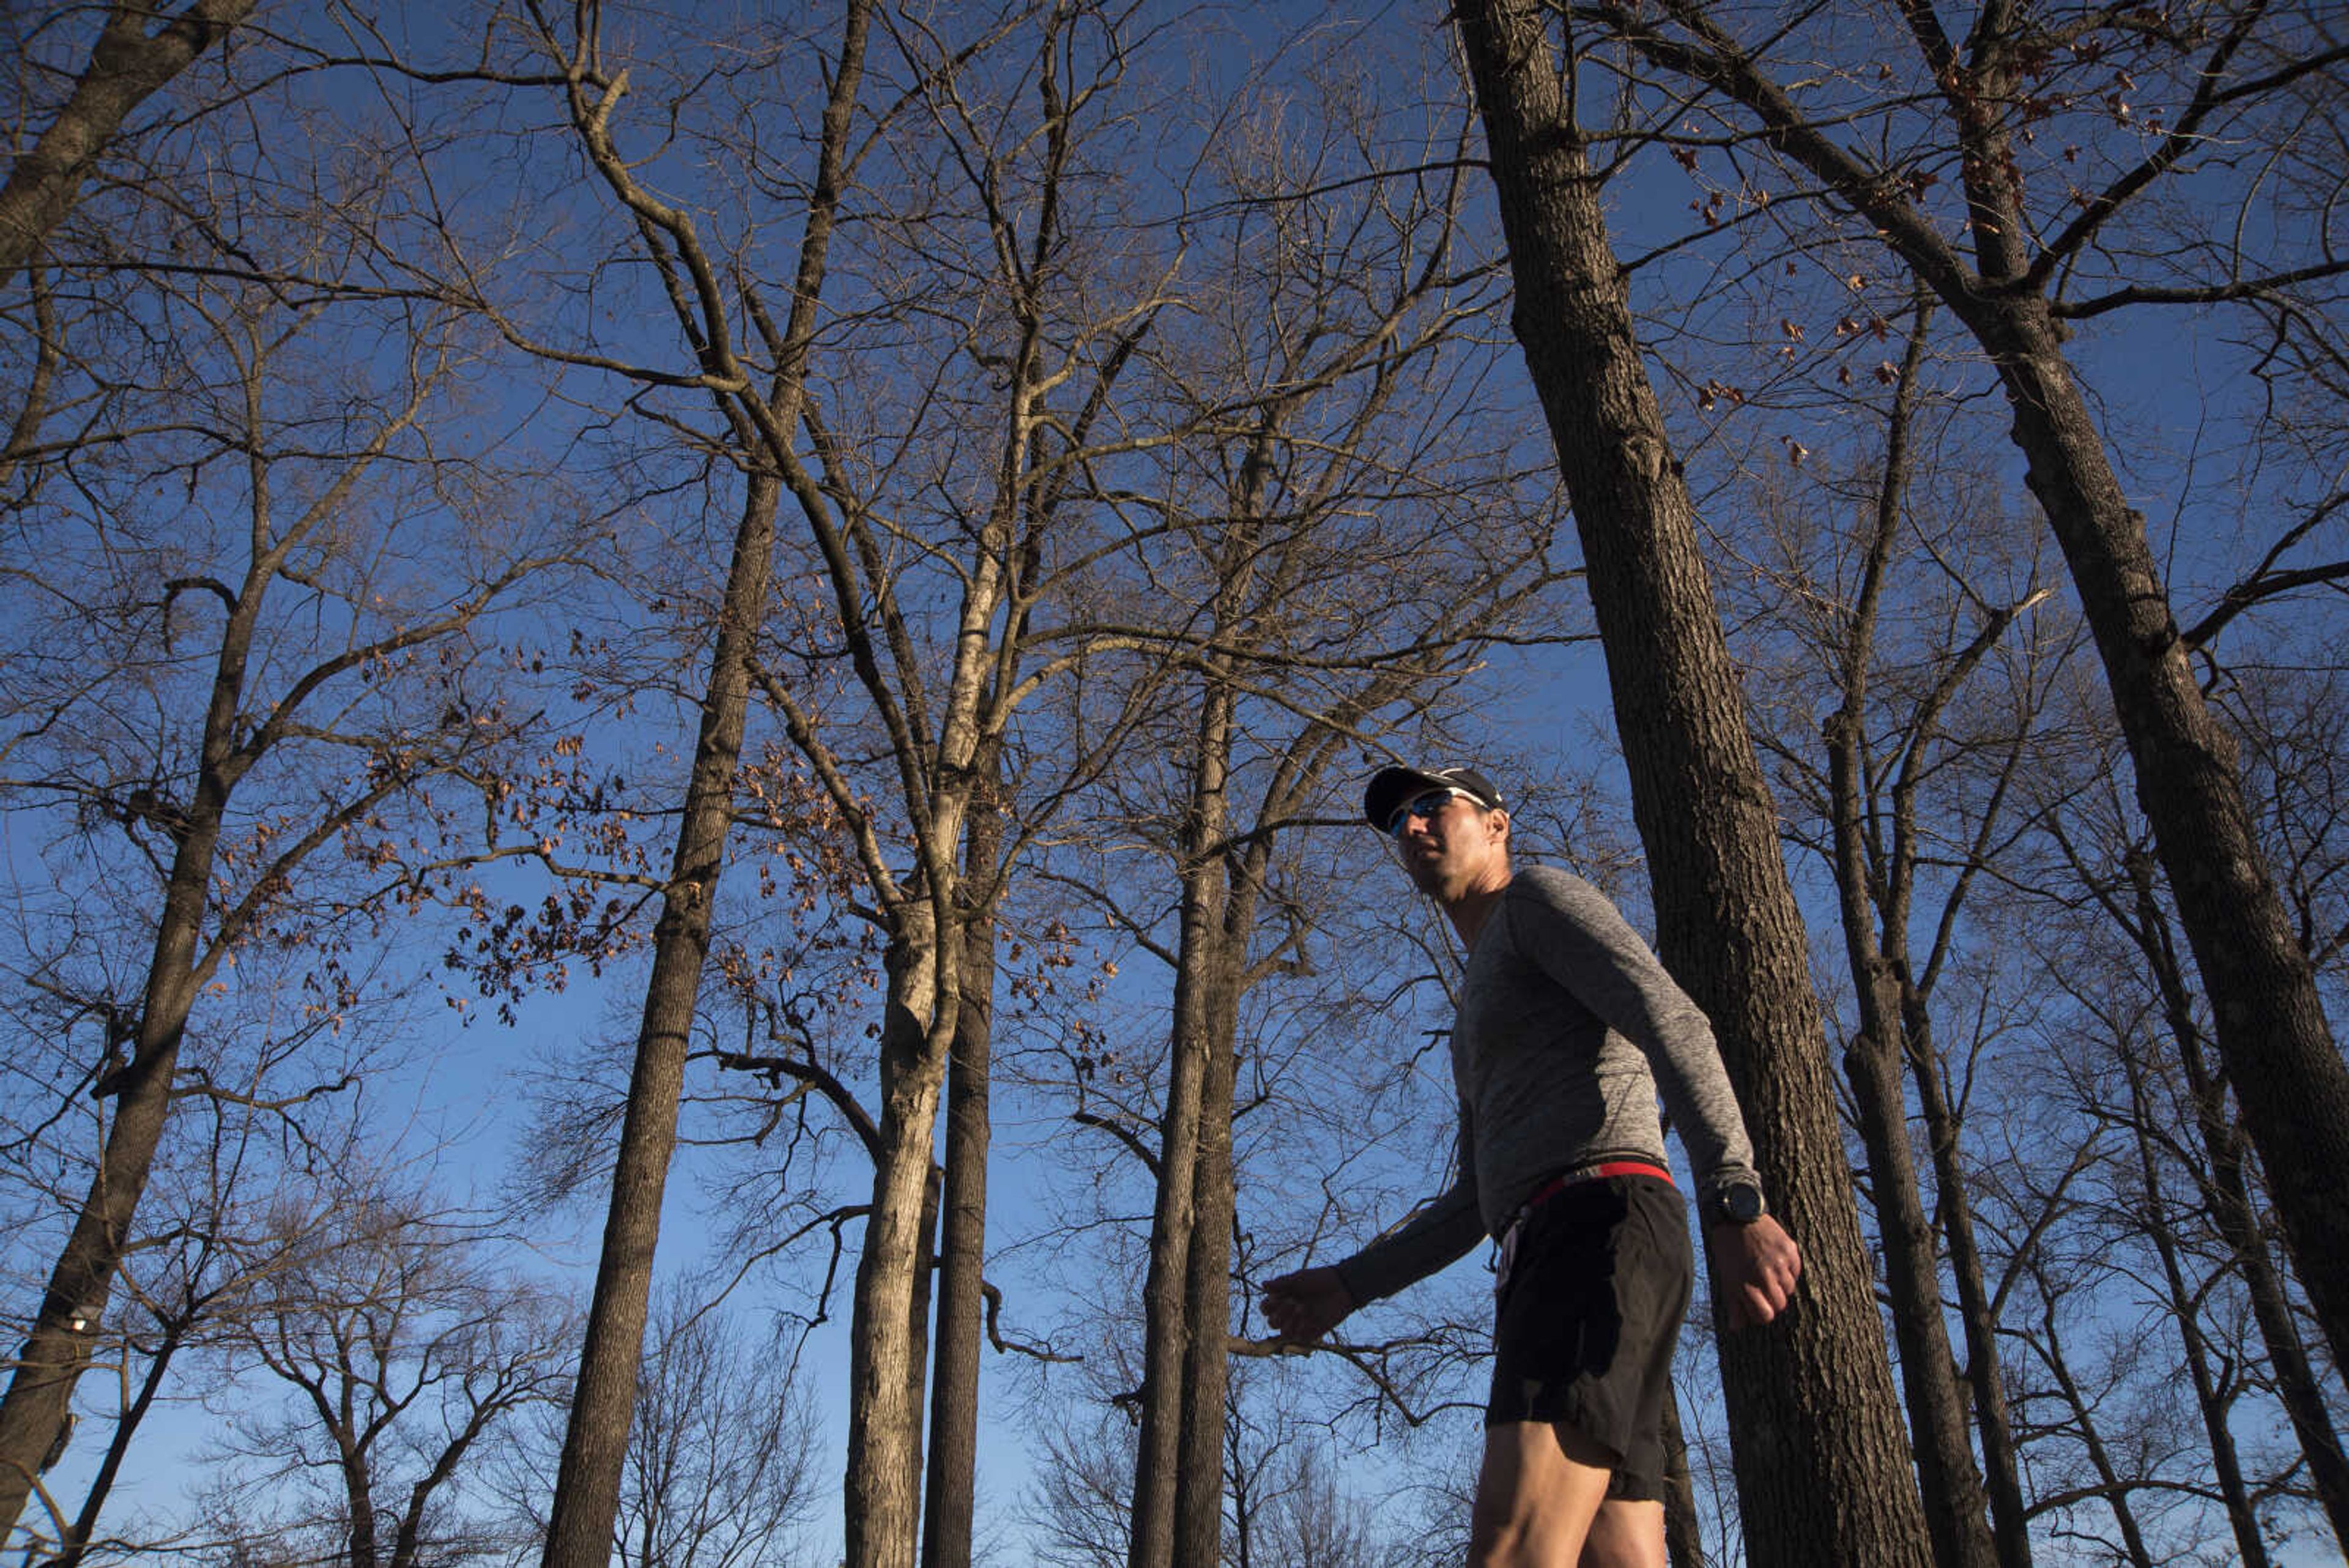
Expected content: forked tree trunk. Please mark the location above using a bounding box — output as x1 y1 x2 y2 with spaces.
1450 5 1934 1563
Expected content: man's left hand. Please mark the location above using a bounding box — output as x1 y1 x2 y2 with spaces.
1707 1215 1801 1329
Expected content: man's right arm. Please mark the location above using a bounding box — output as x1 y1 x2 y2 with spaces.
1261 1117 1484 1342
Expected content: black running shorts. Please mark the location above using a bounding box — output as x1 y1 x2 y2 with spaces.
1486 1172 1693 1502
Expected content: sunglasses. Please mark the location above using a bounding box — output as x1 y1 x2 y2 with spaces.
1386 787 1475 838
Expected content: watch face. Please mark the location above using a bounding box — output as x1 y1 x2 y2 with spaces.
1721 1184 1764 1224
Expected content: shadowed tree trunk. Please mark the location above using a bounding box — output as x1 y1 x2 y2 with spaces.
1449 4 1934 1563
920 742 1004 1568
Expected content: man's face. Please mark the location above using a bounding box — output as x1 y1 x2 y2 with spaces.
1388 786 1507 902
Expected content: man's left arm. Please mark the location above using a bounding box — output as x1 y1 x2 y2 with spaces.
1522 873 1803 1325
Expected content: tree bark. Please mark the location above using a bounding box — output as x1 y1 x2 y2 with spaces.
1449 6 1935 1564
844 920 954 1568
0 0 254 290
1173 904 1242 1567
538 7 869 1559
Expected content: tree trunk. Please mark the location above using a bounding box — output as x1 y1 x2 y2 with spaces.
1906 1009 2033 1568
541 472 782 1567
1660 1385 1707 1568
845 920 954 1568
541 7 869 1557
1173 934 1240 1568
1449 6 1934 1564
1816 344 2000 1568
1969 300 2349 1363
0 0 255 289
2125 852 2349 1553
920 759 1003 1568
1126 681 1234 1568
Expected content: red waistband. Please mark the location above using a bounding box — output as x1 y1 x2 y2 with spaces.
1525 1160 1675 1211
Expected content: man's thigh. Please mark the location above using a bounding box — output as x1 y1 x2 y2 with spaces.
1469 1420 1614 1567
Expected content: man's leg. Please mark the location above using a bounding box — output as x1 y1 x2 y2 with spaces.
1579 1498 1666 1568
1467 1420 1612 1566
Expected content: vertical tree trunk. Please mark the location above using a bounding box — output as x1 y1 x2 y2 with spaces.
541 9 869 1559
1906 1011 2033 1568
543 472 782 1568
1173 937 1240 1567
1449 6 1934 1564
1816 312 1999 1568
845 922 954 1568
1660 1386 1707 1568
921 755 1003 1568
1127 680 1234 1568
2124 853 2349 1553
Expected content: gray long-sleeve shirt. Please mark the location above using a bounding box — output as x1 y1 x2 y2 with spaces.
1335 865 1760 1306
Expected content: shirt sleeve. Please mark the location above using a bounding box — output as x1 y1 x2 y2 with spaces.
1333 1105 1488 1305
1512 873 1761 1198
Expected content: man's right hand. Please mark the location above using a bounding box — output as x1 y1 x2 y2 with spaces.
1260 1266 1356 1342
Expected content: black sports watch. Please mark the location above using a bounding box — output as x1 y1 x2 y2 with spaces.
1709 1181 1767 1226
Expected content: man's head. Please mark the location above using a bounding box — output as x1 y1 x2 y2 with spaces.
1364 765 1511 905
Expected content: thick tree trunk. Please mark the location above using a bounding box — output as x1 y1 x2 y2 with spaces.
0 0 255 290
541 472 782 1567
1967 302 2349 1364
1450 6 1934 1564
920 764 1002 1568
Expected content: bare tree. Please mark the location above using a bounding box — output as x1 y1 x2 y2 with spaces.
1579 0 2349 1371
195 1183 574 1568
1446 4 1935 1562
0 221 573 1533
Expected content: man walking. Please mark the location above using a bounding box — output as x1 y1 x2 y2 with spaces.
1261 765 1800 1567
